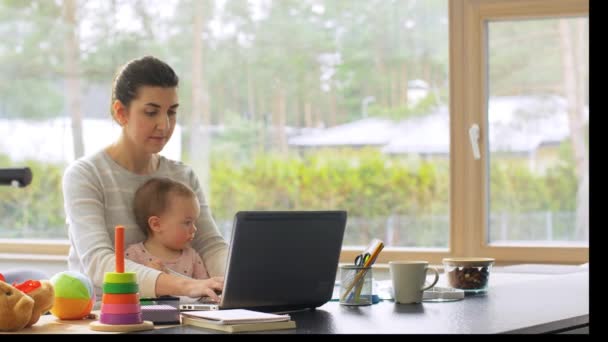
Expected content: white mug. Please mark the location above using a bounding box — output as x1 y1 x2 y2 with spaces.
389 261 439 304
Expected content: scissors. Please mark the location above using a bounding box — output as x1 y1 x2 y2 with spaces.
354 252 371 266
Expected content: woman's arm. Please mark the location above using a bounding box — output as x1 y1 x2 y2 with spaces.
187 169 229 276
155 273 224 300
62 160 162 297
192 205 229 275
191 250 210 279
124 242 221 298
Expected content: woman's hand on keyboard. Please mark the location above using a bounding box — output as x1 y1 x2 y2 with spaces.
184 276 224 302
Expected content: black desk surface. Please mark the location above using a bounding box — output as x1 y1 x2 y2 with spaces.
140 269 589 334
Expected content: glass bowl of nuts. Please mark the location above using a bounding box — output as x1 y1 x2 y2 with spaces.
442 257 495 295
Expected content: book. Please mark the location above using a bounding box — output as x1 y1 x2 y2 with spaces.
181 316 297 333
181 309 290 324
140 304 180 324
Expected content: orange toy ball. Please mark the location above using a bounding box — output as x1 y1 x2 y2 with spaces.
49 271 95 320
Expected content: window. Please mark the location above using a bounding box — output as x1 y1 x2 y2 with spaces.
487 18 588 247
457 0 588 263
0 0 588 265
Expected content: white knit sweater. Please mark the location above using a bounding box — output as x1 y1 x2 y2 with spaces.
62 150 228 298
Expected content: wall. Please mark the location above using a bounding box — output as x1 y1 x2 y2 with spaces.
0 255 67 279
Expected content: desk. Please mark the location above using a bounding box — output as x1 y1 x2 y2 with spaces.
0 311 179 334
139 270 589 334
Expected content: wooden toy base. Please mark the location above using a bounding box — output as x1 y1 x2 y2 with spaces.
89 320 154 332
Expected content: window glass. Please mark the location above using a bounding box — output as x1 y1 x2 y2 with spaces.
487 17 588 246
0 0 450 249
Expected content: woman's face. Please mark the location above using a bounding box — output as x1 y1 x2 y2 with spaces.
121 86 179 154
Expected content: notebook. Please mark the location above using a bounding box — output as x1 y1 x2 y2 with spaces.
181 316 296 333
140 304 180 324
194 211 347 313
181 309 290 324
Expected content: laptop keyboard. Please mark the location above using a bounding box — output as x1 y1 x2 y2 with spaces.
199 295 221 304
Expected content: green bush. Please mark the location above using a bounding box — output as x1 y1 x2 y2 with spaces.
0 147 578 241
0 156 66 238
209 149 450 220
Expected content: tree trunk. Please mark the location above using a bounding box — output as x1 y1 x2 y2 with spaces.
246 63 255 122
558 19 588 240
214 83 223 126
63 0 84 160
189 0 211 201
255 80 261 122
272 79 287 154
401 62 409 107
313 71 322 127
213 86 223 126
296 98 303 127
304 101 312 128
328 89 337 127
376 57 388 108
292 93 299 127
257 90 267 152
272 82 280 152
135 0 153 40
423 60 431 89
390 65 398 108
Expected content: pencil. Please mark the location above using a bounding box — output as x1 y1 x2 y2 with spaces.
353 241 384 302
340 241 384 302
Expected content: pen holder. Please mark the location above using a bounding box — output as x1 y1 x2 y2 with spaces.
339 265 372 306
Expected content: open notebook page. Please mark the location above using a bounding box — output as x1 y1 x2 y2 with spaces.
181 309 290 324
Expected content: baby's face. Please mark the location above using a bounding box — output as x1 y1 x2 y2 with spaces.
158 194 201 250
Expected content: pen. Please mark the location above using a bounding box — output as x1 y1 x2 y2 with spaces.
342 240 381 296
341 240 384 303
342 242 377 291
353 241 384 302
345 254 378 303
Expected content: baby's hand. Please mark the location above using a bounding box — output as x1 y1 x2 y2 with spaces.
146 259 166 272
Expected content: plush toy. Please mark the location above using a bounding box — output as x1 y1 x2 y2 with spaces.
0 278 55 332
49 271 95 320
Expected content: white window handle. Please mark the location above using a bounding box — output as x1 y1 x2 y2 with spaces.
469 124 481 160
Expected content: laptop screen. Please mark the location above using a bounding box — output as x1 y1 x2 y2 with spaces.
219 211 347 312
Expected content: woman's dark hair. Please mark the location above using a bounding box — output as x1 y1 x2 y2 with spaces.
111 56 179 113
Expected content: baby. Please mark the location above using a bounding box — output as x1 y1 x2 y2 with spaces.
126 177 209 279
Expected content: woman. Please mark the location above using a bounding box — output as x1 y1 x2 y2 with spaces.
62 56 227 301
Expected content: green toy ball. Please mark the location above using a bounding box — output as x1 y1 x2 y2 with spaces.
49 271 95 320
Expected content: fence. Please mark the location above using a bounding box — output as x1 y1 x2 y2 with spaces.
217 211 583 248
0 210 584 246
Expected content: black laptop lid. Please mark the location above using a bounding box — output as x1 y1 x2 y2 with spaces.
220 211 347 312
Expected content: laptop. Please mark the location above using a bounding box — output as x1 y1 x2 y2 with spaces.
182 211 347 312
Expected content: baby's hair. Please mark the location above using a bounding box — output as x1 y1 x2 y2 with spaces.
111 56 179 118
133 177 196 236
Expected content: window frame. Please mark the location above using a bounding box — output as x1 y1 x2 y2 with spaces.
0 0 589 265
0 239 69 256
460 0 589 264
